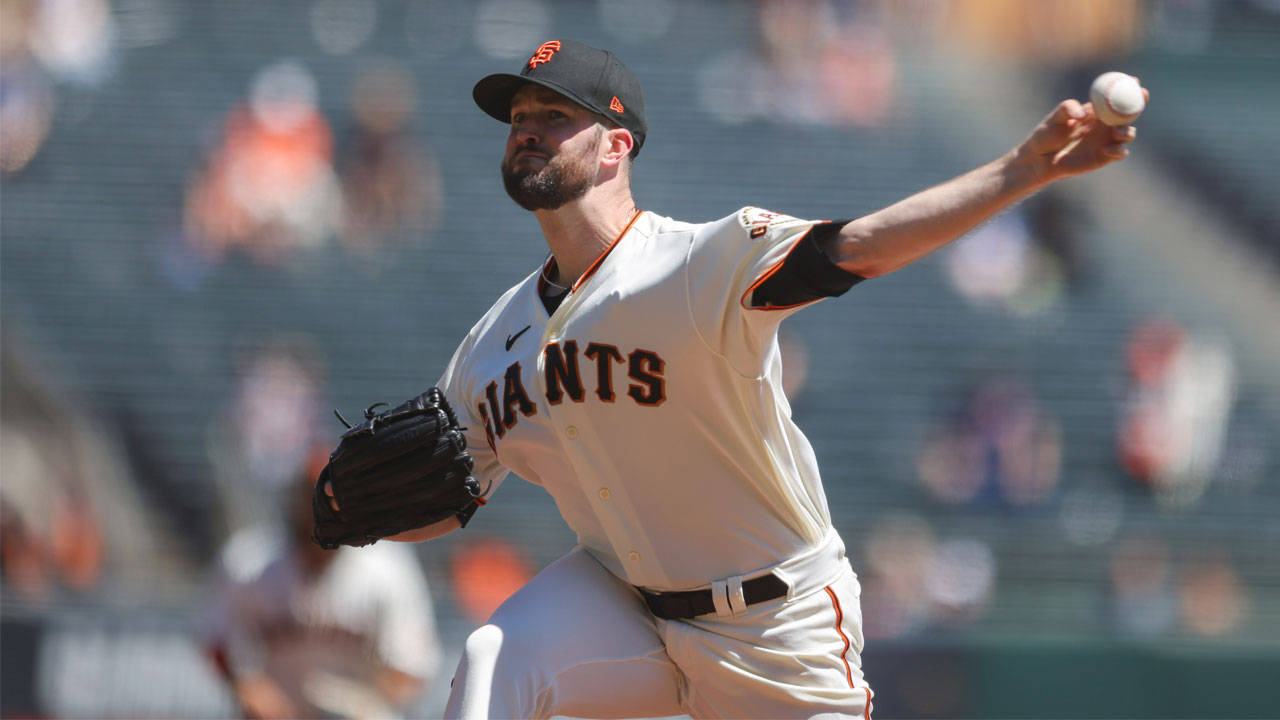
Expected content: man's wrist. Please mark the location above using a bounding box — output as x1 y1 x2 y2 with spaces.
1004 145 1054 195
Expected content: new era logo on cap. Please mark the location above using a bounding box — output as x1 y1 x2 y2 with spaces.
473 39 647 156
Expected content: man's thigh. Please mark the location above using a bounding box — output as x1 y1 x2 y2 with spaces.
448 546 685 720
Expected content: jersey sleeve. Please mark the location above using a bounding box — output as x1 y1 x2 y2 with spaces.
686 207 862 374
436 340 507 505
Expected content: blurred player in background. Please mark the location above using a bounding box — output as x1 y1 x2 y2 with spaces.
205 456 440 719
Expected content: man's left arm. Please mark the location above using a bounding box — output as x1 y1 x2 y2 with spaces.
829 94 1145 278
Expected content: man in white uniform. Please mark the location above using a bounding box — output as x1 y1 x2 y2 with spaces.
377 39 1143 718
207 469 441 719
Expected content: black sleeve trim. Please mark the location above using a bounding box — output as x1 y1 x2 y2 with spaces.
749 220 865 309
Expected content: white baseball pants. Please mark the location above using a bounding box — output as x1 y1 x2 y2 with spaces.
444 533 873 719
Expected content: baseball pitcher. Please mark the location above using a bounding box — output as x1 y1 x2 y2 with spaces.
315 39 1145 718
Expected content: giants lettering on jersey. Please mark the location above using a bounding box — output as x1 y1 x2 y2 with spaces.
477 340 666 450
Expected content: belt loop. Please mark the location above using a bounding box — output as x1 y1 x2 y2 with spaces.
710 579 732 618
727 576 747 616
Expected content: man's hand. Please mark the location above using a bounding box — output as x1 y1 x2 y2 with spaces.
1021 88 1149 183
323 479 462 542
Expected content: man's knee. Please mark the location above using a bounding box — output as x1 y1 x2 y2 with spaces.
462 624 505 667
463 620 551 685
453 623 547 718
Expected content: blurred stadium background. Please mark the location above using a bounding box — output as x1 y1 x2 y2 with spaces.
2 0 1278 717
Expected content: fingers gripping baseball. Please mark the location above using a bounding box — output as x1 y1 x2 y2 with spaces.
1025 87 1147 179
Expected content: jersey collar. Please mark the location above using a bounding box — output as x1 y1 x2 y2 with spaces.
536 209 644 298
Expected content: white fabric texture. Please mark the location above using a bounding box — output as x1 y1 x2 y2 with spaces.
444 546 872 719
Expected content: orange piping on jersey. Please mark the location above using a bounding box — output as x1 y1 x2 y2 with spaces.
572 209 643 292
740 225 824 312
537 255 560 298
864 686 873 720
824 585 856 690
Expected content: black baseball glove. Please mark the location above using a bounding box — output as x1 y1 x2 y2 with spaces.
312 388 484 549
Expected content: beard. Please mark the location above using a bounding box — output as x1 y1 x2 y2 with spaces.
501 141 598 211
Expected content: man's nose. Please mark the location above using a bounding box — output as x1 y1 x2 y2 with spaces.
514 125 541 146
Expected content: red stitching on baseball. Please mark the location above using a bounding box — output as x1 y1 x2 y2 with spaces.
1104 74 1136 120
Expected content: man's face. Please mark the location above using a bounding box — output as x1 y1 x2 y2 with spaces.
501 85 604 211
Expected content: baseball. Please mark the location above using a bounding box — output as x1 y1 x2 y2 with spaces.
1089 71 1145 126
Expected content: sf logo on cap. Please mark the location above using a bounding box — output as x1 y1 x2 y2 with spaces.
528 41 561 69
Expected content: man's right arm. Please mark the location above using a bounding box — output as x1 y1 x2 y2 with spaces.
828 96 1143 279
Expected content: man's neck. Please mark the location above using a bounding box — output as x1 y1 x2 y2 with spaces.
534 186 637 287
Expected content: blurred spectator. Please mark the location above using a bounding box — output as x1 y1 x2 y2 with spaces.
757 0 897 127
699 0 897 127
0 435 105 599
448 535 535 624
1 499 51 599
1178 554 1249 637
183 60 340 267
0 56 55 176
338 62 443 255
26 0 118 86
1106 534 1176 638
1117 317 1237 507
916 376 1062 507
858 514 928 639
1 342 107 600
924 537 996 626
203 457 440 719
944 197 1081 317
859 514 998 639
208 334 327 531
0 2 55 176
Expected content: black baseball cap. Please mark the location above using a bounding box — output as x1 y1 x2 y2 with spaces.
473 40 647 156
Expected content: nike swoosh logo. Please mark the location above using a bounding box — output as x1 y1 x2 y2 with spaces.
505 325 532 351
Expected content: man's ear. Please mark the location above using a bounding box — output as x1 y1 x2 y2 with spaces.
601 126 634 165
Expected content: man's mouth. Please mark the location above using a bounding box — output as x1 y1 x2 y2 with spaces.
513 149 549 163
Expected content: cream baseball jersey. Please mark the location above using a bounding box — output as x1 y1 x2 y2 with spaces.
438 207 860 590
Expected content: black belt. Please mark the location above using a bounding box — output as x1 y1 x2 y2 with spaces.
638 573 789 620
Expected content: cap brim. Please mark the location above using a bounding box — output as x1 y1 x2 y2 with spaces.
472 73 610 124
472 73 528 123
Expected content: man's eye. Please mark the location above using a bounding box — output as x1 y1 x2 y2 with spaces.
548 110 566 120
511 113 525 124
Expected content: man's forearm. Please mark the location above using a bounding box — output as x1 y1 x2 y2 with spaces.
387 515 460 543
832 148 1046 279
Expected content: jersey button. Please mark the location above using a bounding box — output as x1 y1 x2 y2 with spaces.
598 488 611 500
565 425 579 439
628 551 641 562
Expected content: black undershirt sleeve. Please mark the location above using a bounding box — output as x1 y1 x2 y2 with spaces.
749 220 865 309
